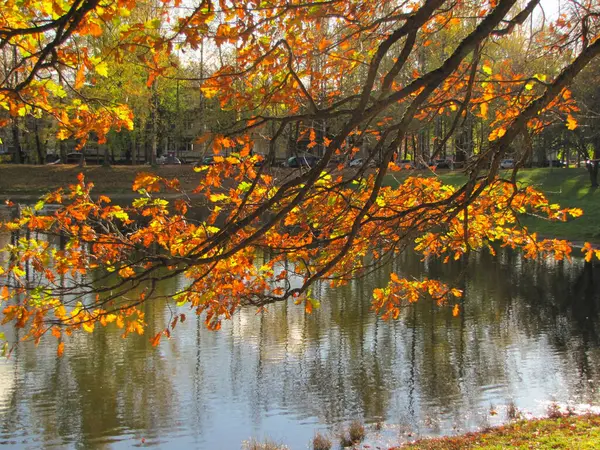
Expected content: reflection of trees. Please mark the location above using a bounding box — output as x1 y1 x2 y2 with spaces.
1 246 600 447
0 276 180 447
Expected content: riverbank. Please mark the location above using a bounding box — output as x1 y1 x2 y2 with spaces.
398 413 600 449
1 165 598 243
0 164 204 195
384 167 600 244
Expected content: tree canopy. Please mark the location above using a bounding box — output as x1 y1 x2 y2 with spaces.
1 0 600 354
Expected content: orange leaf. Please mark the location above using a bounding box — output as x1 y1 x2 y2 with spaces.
452 304 460 317
57 342 65 357
150 332 162 347
75 66 86 90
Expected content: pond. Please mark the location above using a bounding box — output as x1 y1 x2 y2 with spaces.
0 228 600 449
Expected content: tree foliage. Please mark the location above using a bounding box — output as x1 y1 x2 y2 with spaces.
1 0 600 354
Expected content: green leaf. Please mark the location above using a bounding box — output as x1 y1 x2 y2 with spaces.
238 181 252 192
132 197 150 208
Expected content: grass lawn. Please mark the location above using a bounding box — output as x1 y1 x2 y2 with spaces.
1 165 598 242
397 414 600 449
384 167 600 243
514 168 600 243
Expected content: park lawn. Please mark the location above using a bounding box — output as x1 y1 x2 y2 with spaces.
1 165 598 242
515 168 600 243
384 167 600 243
398 414 600 449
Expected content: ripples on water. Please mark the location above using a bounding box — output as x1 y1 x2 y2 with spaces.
0 226 600 449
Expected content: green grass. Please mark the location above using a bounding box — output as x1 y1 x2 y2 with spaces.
396 414 600 449
514 168 600 243
1 165 598 242
384 167 600 243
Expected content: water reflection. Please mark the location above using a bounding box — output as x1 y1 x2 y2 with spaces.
0 244 599 449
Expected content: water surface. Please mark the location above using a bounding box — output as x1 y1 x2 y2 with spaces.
1 230 599 449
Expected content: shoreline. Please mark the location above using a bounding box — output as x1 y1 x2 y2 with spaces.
396 412 600 449
1 165 599 245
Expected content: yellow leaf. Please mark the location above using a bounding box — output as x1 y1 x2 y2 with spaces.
95 62 109 77
480 102 488 119
82 321 95 333
201 85 219 98
566 114 578 130
452 304 460 317
118 266 135 278
482 63 492 75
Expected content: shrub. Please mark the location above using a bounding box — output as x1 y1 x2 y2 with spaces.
312 432 332 450
546 402 563 419
506 400 522 421
348 420 365 443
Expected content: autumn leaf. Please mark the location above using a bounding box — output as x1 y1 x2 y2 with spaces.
566 114 578 130
95 62 109 77
150 332 162 347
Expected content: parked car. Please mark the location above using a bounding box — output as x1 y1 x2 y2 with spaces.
500 158 515 169
398 159 415 169
547 159 567 167
348 158 364 168
347 158 377 168
65 152 84 164
432 159 453 169
194 155 215 166
287 155 320 168
157 155 181 165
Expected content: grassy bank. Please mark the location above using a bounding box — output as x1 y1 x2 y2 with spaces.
515 168 600 243
385 167 600 243
398 414 600 449
1 165 598 242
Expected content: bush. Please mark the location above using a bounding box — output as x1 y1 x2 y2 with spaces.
312 432 332 450
349 420 365 443
339 420 366 447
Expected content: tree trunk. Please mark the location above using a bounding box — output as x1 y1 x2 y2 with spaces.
132 133 137 165
11 119 21 164
34 120 45 164
102 144 110 166
588 162 599 188
150 81 158 166
589 138 600 188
